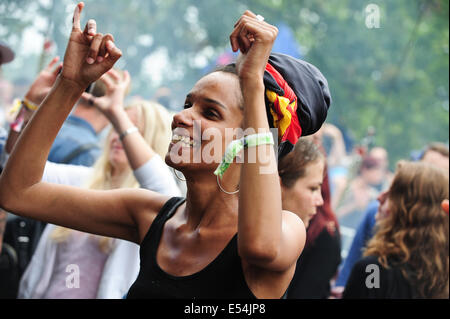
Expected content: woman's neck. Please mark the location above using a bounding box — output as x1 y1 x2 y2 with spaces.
110 166 128 189
182 166 240 231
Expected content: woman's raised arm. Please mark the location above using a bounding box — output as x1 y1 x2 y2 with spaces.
82 69 156 171
0 3 163 244
230 11 306 272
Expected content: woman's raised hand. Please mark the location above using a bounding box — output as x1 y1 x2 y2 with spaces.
61 2 122 90
82 69 131 118
25 56 63 105
230 10 278 81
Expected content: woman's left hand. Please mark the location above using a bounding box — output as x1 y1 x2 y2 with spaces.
230 11 278 82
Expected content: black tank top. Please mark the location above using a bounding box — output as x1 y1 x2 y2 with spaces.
126 197 257 299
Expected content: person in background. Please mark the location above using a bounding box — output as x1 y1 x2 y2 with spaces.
0 58 131 277
0 58 113 289
332 200 378 294
153 87 173 110
280 137 341 299
0 40 15 257
369 146 394 191
0 41 15 129
343 161 448 299
3 56 113 167
319 123 349 208
420 142 449 174
0 41 16 298
332 142 449 297
335 155 383 229
7 69 180 298
47 61 112 166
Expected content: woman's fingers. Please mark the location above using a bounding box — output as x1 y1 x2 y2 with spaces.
72 2 84 31
106 68 121 82
46 57 63 76
46 56 60 71
233 10 257 27
86 33 103 64
100 72 116 90
230 22 247 52
230 14 276 53
83 19 97 39
41 57 62 76
53 63 63 76
239 22 254 53
84 33 121 67
243 9 257 18
81 92 98 107
98 34 114 62
104 40 123 67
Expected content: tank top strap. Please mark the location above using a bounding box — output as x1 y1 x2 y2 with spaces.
140 197 185 249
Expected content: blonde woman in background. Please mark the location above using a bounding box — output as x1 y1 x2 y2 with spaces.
1 70 181 298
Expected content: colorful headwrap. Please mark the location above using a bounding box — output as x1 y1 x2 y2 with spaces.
264 53 331 159
214 53 331 177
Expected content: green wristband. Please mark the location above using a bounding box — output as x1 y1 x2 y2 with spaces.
214 132 274 178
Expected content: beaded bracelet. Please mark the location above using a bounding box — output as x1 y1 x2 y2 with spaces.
9 98 38 115
22 98 38 111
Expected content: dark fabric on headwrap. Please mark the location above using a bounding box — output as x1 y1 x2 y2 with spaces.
263 53 331 158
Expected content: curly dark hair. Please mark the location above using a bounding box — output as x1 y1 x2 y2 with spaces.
365 161 449 298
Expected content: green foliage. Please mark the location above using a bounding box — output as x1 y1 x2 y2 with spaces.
0 0 448 164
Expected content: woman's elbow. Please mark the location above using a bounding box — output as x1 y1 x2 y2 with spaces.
0 179 23 213
0 188 14 212
238 241 279 264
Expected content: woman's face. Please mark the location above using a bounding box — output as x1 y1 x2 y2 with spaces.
108 107 145 172
165 71 243 172
281 160 325 228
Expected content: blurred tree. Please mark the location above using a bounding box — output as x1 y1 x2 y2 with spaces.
0 0 448 164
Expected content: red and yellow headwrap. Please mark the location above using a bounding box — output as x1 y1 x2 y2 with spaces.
263 53 332 159
265 62 302 151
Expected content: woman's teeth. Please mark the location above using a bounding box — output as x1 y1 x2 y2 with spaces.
172 134 197 147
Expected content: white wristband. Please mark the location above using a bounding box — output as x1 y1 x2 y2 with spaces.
119 126 139 141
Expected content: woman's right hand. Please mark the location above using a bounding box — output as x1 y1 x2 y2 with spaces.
230 11 278 83
61 2 122 90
